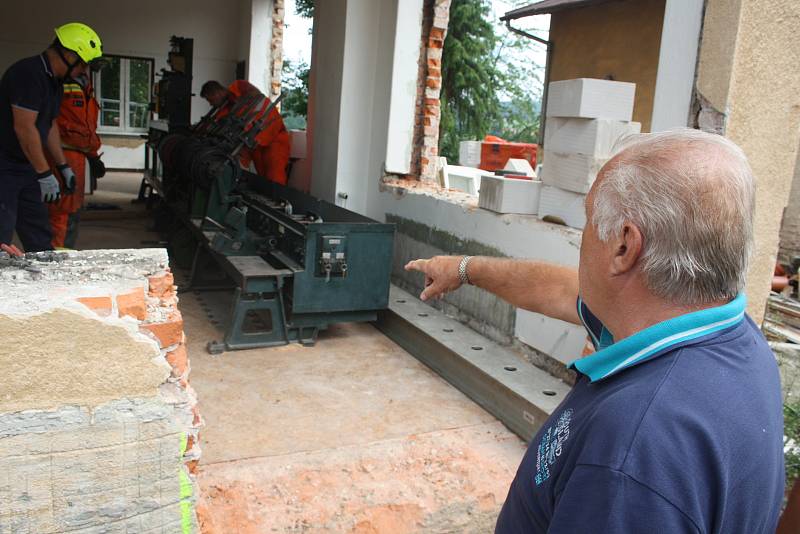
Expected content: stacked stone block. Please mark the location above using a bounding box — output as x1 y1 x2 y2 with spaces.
539 78 640 229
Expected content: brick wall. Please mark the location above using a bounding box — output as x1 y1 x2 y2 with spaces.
0 249 201 532
409 0 452 182
270 0 285 104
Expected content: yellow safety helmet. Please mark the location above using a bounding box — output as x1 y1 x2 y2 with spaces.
54 23 102 63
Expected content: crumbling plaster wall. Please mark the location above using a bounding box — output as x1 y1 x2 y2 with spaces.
2 309 167 413
779 147 800 264
0 250 200 533
695 0 800 324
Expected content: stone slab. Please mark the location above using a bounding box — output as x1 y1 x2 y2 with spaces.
546 78 636 121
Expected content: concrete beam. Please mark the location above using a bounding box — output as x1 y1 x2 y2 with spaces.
377 286 571 442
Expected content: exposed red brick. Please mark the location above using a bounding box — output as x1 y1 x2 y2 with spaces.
140 310 184 348
166 343 189 377
186 460 199 474
117 287 146 321
428 67 441 79
428 37 443 49
426 77 441 90
192 404 202 426
76 296 113 316
430 27 445 41
160 294 179 308
148 272 175 297
185 434 196 453
424 97 440 107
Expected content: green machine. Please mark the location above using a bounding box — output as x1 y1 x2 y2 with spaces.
144 91 395 353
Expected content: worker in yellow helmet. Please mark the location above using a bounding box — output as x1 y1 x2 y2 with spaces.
0 22 102 253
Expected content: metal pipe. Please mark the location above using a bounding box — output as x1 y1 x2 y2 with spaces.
505 19 553 149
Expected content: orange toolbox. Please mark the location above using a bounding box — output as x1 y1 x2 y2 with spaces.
479 136 538 172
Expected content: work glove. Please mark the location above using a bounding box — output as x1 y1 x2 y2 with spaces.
37 171 61 203
57 163 76 194
88 156 106 180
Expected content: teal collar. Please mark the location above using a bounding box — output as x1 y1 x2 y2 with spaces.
570 294 747 382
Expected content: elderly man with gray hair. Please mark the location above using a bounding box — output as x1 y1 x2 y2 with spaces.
406 128 784 533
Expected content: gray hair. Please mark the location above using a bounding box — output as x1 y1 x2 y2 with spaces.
592 128 755 305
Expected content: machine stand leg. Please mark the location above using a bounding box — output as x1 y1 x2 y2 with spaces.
207 341 225 355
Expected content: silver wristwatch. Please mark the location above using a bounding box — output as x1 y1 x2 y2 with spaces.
458 255 473 285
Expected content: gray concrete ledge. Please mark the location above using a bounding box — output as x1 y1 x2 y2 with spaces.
376 285 571 443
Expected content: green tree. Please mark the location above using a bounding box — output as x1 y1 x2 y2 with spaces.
439 0 544 161
281 59 310 130
489 27 543 143
295 0 314 19
440 0 500 162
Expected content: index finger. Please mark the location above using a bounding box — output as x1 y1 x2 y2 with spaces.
1 244 23 257
404 259 429 273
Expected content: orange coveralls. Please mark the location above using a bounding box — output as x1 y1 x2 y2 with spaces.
223 80 290 185
48 80 101 248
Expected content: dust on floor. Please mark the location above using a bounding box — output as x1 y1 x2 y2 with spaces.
74 174 529 533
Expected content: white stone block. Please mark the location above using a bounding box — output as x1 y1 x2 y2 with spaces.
459 140 482 167
503 158 536 177
544 117 641 156
540 150 605 194
479 175 541 215
546 78 636 120
515 309 588 365
538 185 587 229
289 129 307 159
443 164 483 195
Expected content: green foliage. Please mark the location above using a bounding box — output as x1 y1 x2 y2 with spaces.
440 0 500 162
129 59 151 105
786 400 800 487
439 0 543 161
295 0 314 18
281 59 310 130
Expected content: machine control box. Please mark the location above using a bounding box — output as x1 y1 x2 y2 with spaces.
317 235 348 280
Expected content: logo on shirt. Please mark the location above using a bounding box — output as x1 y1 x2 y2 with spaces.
534 408 573 486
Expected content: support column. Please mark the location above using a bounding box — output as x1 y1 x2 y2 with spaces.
649 0 704 131
695 0 800 323
309 0 426 217
247 0 274 94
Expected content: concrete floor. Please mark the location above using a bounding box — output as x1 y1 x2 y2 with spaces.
76 172 527 533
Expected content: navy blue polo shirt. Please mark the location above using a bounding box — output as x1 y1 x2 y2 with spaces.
0 54 62 163
496 294 785 533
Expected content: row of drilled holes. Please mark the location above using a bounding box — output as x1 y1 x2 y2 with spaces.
395 298 557 397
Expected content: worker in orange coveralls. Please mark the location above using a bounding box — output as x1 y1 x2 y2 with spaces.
47 72 104 248
199 79 290 186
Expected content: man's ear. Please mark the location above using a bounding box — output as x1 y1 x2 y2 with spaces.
611 223 643 275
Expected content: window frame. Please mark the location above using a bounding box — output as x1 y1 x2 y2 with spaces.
93 54 155 135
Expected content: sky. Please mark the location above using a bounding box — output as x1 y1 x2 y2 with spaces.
282 0 550 94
